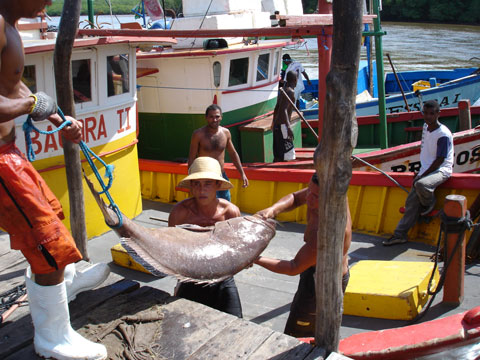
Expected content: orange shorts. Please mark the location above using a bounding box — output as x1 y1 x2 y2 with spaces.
0 142 82 274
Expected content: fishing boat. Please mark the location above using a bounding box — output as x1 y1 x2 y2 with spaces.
134 0 306 162
301 67 480 117
17 16 176 238
296 105 480 173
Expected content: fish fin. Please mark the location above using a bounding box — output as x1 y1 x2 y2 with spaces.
121 238 171 278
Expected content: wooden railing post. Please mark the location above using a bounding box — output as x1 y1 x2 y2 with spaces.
458 100 471 131
442 194 467 305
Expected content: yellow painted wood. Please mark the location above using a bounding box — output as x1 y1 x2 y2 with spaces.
344 260 440 320
140 169 478 245
111 243 151 274
39 134 142 239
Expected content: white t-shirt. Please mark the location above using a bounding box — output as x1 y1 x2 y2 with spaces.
419 123 454 177
284 62 305 101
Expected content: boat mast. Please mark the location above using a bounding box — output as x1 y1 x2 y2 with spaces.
364 0 387 148
87 0 94 27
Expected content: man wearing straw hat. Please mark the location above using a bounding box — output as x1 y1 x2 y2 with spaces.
168 156 243 317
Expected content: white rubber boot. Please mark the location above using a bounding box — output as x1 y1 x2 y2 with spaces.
25 267 107 360
64 263 110 302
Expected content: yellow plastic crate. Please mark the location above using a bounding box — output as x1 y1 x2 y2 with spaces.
344 260 439 320
412 80 438 92
111 243 151 274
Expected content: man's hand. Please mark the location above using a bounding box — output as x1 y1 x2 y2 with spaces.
29 92 57 121
60 116 83 144
255 207 275 220
287 126 294 140
241 174 249 188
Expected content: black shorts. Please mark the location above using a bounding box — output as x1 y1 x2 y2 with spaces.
284 267 350 337
175 277 243 318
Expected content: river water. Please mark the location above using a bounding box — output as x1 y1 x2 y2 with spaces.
286 22 480 79
48 15 480 79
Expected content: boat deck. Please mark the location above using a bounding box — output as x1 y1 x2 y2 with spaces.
1 199 479 359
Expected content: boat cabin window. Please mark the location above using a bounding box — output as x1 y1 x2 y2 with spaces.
107 54 129 97
22 65 37 93
213 61 221 88
256 54 270 82
228 57 249 87
273 51 279 76
72 59 92 103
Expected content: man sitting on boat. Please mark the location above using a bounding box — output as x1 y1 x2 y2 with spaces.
0 1 109 359
254 173 352 337
273 71 297 162
383 100 454 246
168 156 243 317
188 104 248 201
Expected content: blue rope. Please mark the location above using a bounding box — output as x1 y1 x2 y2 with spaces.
22 108 123 228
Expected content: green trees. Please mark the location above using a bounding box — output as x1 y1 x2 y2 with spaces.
46 0 182 16
301 0 479 24
46 0 479 24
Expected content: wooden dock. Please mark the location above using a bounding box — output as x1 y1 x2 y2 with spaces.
0 235 327 360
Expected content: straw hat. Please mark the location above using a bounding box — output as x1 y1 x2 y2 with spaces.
178 157 233 190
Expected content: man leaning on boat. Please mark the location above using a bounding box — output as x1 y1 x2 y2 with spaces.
0 1 109 359
383 100 454 246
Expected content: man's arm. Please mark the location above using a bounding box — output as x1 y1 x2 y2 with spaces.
168 202 189 226
255 240 316 276
302 70 312 86
0 18 36 123
415 136 451 181
256 188 307 219
187 131 200 167
225 129 249 187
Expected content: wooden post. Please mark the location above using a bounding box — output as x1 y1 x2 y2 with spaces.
458 100 472 131
442 194 466 305
316 0 332 141
54 0 89 260
314 0 362 353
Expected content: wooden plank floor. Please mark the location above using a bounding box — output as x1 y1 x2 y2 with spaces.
0 235 325 360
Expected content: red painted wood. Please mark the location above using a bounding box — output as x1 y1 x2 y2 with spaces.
337 306 480 359
443 195 467 304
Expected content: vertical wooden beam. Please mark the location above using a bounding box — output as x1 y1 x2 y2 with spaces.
443 194 466 305
54 0 88 260
316 0 332 141
314 0 363 353
458 100 472 131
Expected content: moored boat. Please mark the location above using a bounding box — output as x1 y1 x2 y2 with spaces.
18 16 176 237
301 67 480 118
134 0 306 162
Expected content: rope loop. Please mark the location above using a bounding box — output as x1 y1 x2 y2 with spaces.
22 107 123 228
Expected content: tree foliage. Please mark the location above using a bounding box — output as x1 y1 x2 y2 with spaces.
46 0 182 16
302 0 479 24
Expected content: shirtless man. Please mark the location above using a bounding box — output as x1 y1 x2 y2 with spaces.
0 1 107 358
169 156 243 317
188 104 248 201
273 71 296 162
255 173 352 337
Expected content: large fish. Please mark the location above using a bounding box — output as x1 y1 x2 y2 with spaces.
85 176 276 283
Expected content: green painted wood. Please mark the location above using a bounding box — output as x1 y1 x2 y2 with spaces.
137 98 277 162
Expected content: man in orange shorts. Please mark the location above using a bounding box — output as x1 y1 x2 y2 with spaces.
0 1 108 359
